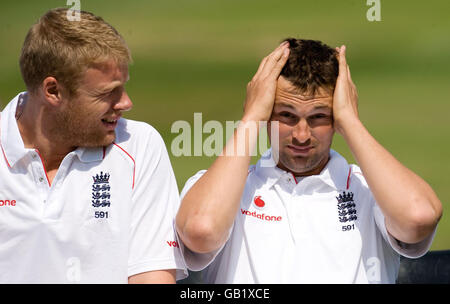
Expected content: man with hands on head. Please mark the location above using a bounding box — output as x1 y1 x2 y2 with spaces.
176 39 442 283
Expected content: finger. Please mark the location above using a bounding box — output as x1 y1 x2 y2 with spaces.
347 64 356 88
270 40 289 56
268 47 290 80
253 41 288 79
253 56 269 79
260 43 290 78
337 45 348 79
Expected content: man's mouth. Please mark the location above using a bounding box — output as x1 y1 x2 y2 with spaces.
101 117 120 130
102 118 118 124
287 144 313 155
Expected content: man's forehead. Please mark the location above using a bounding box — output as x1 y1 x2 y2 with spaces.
274 100 332 112
81 60 129 89
275 77 333 107
86 60 129 77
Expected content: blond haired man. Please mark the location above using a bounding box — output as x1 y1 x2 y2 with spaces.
0 8 186 283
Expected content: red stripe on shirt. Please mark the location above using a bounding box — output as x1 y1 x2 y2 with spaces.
113 142 135 189
290 172 298 184
346 167 352 190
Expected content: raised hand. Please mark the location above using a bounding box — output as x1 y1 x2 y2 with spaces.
332 45 360 135
243 41 290 123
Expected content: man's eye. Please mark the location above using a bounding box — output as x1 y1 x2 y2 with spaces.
100 88 121 100
310 114 327 119
97 91 112 99
280 112 294 118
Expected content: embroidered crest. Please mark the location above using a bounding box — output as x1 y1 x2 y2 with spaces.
92 171 111 207
336 191 357 223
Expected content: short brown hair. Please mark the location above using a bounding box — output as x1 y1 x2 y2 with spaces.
20 8 132 96
281 38 338 95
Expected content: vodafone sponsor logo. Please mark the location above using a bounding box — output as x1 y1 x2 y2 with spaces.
0 199 16 207
253 196 265 209
241 208 282 222
167 240 179 248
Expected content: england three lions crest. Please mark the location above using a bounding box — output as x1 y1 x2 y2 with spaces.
92 171 111 208
336 191 357 223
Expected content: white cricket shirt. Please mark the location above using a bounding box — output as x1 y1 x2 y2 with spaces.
0 92 187 283
179 149 436 283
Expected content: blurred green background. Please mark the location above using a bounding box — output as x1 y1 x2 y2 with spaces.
0 0 448 250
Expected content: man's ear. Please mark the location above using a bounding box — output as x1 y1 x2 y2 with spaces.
42 77 64 107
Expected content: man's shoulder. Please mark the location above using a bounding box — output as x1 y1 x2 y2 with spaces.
114 118 165 148
115 118 158 138
180 165 258 200
107 118 167 167
348 164 369 187
184 165 256 186
346 164 375 204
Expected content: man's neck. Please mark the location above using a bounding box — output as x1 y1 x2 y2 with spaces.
16 93 75 183
276 154 330 178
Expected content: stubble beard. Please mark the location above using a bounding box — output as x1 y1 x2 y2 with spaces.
274 142 332 176
48 105 115 148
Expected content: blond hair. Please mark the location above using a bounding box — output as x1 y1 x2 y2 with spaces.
20 8 132 96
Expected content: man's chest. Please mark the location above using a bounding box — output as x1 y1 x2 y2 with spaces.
0 156 134 236
224 185 377 282
233 183 378 266
240 187 366 233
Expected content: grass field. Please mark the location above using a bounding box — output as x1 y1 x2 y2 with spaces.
0 0 448 250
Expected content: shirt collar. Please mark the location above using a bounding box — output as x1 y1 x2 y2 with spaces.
254 148 350 191
74 146 105 163
1 92 105 167
1 92 29 167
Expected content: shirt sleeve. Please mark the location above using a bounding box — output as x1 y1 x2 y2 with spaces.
373 195 437 259
177 170 231 272
128 125 188 280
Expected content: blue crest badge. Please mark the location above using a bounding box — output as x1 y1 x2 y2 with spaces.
92 171 111 208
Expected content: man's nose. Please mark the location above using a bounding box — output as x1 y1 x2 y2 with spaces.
292 119 311 144
113 91 133 112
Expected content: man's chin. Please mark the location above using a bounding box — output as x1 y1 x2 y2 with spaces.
277 153 328 176
76 133 116 148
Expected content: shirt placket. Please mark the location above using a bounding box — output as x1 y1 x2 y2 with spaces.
29 151 51 213
273 173 299 244
29 150 74 219
43 153 75 219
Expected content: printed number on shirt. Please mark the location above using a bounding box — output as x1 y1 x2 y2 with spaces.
342 224 355 232
95 211 109 219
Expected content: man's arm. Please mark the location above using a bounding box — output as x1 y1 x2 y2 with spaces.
127 124 186 282
175 42 290 254
128 270 176 284
333 45 443 244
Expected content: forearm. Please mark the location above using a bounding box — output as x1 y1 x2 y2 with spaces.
341 118 442 243
176 119 260 253
177 42 290 253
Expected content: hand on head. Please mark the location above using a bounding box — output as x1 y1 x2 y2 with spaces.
243 41 290 123
332 45 360 135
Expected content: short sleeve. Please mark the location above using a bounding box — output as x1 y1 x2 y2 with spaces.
373 196 436 259
179 170 207 201
128 126 188 280
349 164 436 260
177 170 231 271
